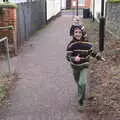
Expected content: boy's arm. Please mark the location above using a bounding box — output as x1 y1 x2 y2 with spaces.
66 51 74 62
90 51 105 61
82 28 88 42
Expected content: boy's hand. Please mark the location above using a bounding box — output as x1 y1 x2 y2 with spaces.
75 56 81 62
101 57 105 61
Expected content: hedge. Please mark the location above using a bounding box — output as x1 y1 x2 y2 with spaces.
108 0 120 3
0 2 17 8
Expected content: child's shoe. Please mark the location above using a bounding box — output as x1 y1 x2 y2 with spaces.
77 98 84 112
77 104 84 112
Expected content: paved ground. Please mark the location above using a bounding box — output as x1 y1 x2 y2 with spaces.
61 9 83 17
0 13 88 120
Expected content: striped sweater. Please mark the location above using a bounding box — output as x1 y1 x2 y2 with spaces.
66 40 102 69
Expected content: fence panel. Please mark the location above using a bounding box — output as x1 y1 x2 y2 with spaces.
16 0 46 47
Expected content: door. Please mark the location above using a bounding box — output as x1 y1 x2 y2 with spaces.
66 0 71 9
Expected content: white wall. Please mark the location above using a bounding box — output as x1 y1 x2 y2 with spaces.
47 0 55 20
9 0 27 3
90 0 107 21
54 0 61 15
47 0 61 20
61 0 66 9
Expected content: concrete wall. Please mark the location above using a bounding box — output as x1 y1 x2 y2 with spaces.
106 2 120 39
61 0 66 9
47 0 61 20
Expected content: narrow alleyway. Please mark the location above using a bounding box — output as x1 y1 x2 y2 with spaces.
0 13 88 120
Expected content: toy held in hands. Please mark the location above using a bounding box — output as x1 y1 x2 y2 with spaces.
75 55 81 62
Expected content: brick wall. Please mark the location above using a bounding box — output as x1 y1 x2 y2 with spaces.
71 0 91 8
0 6 17 55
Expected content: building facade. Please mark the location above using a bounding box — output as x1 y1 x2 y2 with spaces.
71 0 91 9
61 0 66 9
46 0 61 20
90 0 107 21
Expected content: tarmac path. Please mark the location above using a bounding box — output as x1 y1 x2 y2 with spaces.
0 13 88 120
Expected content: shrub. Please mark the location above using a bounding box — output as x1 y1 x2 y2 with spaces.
108 0 120 3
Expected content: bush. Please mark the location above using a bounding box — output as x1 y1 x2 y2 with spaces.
0 2 17 8
108 0 120 3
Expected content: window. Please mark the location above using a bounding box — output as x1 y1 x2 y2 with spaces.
79 0 84 6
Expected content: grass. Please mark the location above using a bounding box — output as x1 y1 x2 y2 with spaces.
0 72 17 106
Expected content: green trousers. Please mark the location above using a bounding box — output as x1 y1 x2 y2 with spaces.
73 68 88 105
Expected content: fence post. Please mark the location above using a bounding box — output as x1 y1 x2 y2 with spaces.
99 0 105 51
6 38 11 73
0 37 11 73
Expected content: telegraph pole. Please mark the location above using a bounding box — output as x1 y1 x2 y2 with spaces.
76 0 78 16
93 0 95 21
99 0 105 51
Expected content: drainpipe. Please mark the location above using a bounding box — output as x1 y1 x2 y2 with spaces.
45 0 47 23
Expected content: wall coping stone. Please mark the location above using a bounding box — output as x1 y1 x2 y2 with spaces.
0 2 17 8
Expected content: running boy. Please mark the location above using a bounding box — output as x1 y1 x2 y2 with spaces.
69 16 87 41
66 26 105 111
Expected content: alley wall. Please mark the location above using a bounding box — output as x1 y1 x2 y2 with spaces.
106 2 120 39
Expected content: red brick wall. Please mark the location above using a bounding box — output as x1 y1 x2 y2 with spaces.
71 0 91 8
84 0 91 8
0 7 17 55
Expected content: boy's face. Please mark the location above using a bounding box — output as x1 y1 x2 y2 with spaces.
74 28 82 40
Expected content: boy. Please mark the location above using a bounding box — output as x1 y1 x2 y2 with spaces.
66 26 105 111
69 16 87 41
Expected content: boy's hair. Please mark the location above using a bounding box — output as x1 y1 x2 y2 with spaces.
73 26 84 36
